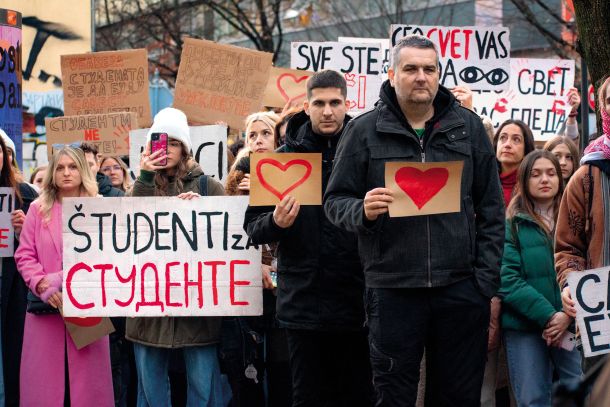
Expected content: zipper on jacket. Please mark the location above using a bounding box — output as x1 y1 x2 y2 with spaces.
418 136 432 286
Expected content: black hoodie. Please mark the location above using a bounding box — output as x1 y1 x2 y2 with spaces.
243 111 366 331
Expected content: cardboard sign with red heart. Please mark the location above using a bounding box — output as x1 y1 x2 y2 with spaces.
250 153 322 206
262 67 313 109
385 161 464 217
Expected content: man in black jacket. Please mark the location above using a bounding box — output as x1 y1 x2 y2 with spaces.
324 36 505 406
244 70 373 407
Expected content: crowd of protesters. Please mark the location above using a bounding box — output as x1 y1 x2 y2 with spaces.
0 34 607 407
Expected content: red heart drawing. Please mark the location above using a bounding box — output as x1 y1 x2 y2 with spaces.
344 73 356 87
395 167 449 209
256 158 312 200
64 316 103 327
277 73 309 103
346 100 358 110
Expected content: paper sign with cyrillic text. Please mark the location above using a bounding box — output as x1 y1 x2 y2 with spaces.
61 196 262 317
45 111 137 158
262 67 313 109
174 38 273 129
567 267 610 357
61 49 152 126
0 187 15 256
385 161 463 217
250 153 322 206
390 25 510 90
128 125 228 185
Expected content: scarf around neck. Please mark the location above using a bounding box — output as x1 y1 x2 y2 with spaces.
581 107 610 164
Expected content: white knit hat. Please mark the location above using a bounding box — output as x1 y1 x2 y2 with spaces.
146 108 192 152
0 128 16 155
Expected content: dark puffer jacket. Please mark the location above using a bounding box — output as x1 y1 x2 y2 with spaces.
244 111 365 331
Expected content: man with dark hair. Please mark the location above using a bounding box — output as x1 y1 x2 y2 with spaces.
244 70 373 407
324 35 505 406
79 142 124 197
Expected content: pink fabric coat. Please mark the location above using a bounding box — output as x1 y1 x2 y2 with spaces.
15 200 114 407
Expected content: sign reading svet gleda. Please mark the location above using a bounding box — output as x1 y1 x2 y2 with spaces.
390 25 510 91
62 196 262 317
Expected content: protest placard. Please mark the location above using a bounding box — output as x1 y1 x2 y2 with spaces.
390 25 510 91
64 315 115 350
567 267 610 357
45 111 137 157
0 187 15 256
61 49 152 126
290 41 383 113
62 196 262 317
472 58 575 141
262 67 313 109
385 161 463 217
338 37 390 79
129 125 228 185
250 153 322 206
174 38 273 129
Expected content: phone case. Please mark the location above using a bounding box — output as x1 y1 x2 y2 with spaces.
150 133 168 166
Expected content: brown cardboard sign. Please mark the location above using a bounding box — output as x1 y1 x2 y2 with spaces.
64 316 115 350
385 161 464 217
262 67 312 108
250 153 322 206
45 111 137 157
61 49 152 126
173 38 273 129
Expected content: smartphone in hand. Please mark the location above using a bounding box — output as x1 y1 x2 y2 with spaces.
150 132 168 166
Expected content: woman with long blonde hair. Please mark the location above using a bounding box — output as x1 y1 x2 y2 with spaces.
15 147 113 406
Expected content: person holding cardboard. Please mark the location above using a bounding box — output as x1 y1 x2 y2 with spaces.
323 35 505 406
15 146 113 407
244 70 373 407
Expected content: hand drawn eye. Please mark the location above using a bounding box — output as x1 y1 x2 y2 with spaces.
485 68 509 86
459 67 486 84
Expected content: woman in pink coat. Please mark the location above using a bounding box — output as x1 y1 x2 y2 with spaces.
15 147 113 407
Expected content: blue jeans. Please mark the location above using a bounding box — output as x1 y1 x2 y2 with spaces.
504 330 582 407
133 343 225 407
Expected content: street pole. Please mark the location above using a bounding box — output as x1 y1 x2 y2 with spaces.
580 58 589 151
91 0 96 51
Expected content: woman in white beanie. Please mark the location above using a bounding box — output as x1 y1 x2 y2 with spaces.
125 108 226 406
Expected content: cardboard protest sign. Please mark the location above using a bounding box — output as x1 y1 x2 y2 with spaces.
390 25 510 91
61 49 152 126
174 38 273 129
250 153 322 206
64 315 115 350
0 187 15 256
385 161 463 217
45 111 137 157
262 67 313 109
62 196 262 317
472 58 575 141
290 41 383 113
129 125 228 185
339 37 390 80
567 267 610 357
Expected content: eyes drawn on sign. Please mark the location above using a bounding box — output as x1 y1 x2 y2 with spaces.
459 67 508 86
255 158 312 201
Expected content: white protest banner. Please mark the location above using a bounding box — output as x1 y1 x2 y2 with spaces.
62 196 262 317
0 187 14 257
338 37 390 80
291 41 383 112
390 25 510 91
472 58 575 141
129 125 228 185
567 267 610 357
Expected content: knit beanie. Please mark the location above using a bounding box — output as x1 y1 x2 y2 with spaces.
146 108 192 153
0 128 16 156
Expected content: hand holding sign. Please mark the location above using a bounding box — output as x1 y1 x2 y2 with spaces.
363 188 394 221
250 153 321 206
385 161 463 217
273 196 301 228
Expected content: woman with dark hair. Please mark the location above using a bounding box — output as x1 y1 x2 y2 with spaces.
543 136 580 184
0 134 38 407
500 150 581 405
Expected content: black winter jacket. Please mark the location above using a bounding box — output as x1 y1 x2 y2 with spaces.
323 81 505 299
244 111 365 331
96 172 124 197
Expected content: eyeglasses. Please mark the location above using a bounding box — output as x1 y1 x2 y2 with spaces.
101 165 122 172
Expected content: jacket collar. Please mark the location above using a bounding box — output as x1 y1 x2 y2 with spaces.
284 110 351 152
47 201 62 257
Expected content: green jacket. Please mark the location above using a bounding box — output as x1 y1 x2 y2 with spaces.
125 160 226 348
498 213 562 332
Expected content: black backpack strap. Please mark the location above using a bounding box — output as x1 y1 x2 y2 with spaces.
198 174 209 197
